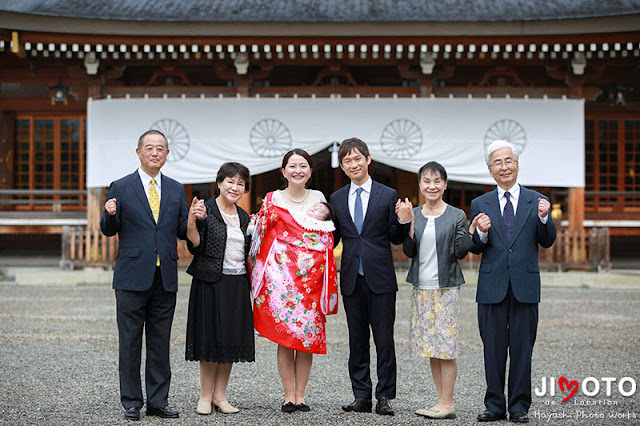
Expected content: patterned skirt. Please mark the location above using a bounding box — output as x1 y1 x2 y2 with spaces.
410 286 461 360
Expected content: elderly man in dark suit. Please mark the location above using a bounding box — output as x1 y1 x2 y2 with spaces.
470 140 556 423
101 130 190 421
330 137 412 416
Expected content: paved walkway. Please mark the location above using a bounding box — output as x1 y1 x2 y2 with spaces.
0 269 639 425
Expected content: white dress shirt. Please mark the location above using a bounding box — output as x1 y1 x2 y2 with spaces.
477 183 548 243
138 168 162 203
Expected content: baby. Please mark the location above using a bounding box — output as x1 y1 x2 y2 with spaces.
306 201 334 222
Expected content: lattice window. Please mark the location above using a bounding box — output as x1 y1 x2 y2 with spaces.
14 115 86 210
15 119 31 197
624 120 640 208
585 117 640 212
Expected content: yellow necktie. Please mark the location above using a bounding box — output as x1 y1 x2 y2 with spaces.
149 178 160 223
149 178 160 265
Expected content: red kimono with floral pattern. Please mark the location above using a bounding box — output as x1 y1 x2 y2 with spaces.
249 192 338 354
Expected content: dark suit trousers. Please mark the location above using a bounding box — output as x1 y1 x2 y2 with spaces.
115 267 177 409
478 284 538 415
343 274 397 400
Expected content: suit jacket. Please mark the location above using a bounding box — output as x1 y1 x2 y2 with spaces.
403 205 476 288
100 170 189 292
470 185 556 304
331 180 409 296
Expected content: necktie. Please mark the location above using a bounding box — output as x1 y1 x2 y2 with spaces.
149 178 160 265
149 178 160 223
354 187 364 274
354 187 364 233
503 191 514 244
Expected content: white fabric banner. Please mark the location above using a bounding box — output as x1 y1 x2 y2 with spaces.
87 96 584 188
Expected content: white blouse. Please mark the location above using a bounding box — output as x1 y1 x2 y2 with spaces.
417 215 439 290
221 211 247 275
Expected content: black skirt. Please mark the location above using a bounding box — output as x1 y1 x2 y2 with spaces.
185 273 255 363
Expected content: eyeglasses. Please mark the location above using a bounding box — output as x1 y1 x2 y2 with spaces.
490 158 517 168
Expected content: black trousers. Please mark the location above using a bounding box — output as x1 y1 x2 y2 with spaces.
343 274 397 400
115 267 177 409
478 284 538 415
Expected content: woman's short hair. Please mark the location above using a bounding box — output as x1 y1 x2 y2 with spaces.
485 140 520 166
338 138 370 163
216 162 251 193
418 161 448 182
282 148 313 169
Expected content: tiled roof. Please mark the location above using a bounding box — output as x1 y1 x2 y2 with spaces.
3 0 640 22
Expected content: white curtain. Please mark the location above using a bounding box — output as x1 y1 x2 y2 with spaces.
87 96 584 188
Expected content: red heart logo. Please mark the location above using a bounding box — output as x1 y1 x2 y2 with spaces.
558 376 578 402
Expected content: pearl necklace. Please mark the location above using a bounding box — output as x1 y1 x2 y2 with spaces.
282 189 310 204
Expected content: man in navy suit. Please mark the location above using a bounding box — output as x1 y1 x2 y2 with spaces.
330 138 412 416
101 130 189 421
470 140 556 423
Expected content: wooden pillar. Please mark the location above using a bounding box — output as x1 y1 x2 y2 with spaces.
237 191 251 213
87 187 104 231
0 112 15 208
396 169 418 205
235 80 252 212
568 187 585 231
86 83 103 231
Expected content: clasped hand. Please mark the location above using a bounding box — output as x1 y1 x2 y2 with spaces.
395 198 414 223
189 197 207 220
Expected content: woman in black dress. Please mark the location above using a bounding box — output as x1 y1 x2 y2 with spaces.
185 162 255 415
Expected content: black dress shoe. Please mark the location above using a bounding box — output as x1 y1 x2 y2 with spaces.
146 405 179 418
477 410 507 422
510 412 530 423
341 398 372 413
124 407 141 421
281 402 298 413
375 397 394 416
296 403 311 412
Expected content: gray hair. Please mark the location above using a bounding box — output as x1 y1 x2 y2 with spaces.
485 140 519 166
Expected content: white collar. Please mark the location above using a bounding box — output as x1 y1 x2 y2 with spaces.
497 183 520 200
138 168 162 188
289 209 336 233
350 177 372 195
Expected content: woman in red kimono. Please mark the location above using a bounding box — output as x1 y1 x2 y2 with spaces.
249 149 338 413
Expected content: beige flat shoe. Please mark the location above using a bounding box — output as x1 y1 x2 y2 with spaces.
196 400 212 415
416 406 456 419
213 399 239 414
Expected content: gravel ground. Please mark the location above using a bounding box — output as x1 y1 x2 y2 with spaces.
0 275 639 425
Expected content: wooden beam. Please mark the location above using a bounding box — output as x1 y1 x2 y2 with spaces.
96 85 601 99
0 225 65 234
0 98 86 112
15 30 640 46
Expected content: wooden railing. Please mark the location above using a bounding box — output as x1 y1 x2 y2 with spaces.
391 227 611 273
540 227 611 271
60 226 194 270
0 189 86 211
62 226 610 272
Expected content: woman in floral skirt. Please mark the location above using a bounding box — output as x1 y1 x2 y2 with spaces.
402 161 485 420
